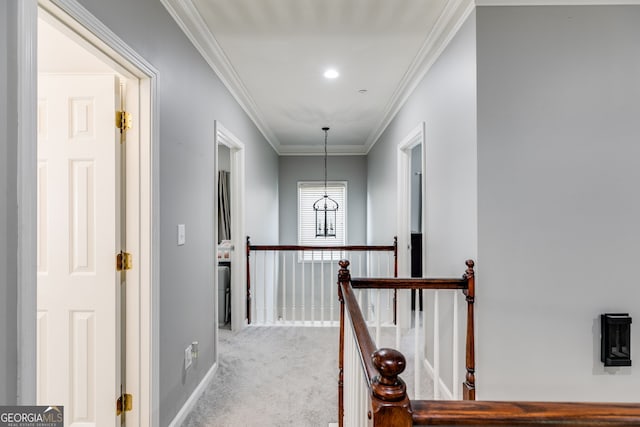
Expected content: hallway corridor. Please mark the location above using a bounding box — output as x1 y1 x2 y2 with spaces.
184 327 338 427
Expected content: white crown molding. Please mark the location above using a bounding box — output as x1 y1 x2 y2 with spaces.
278 144 368 156
162 0 476 156
160 0 282 154
161 0 476 156
364 0 476 154
162 0 639 157
476 0 640 4
365 0 640 153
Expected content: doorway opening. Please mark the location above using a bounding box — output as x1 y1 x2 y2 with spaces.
410 144 423 311
214 121 246 336
396 122 426 327
217 144 232 330
18 0 158 424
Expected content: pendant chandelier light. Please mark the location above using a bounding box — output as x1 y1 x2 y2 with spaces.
313 127 339 237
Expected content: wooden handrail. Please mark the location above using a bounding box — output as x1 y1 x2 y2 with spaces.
248 243 396 252
410 400 640 425
351 277 467 290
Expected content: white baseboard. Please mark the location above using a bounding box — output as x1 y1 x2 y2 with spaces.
422 357 454 400
168 361 219 427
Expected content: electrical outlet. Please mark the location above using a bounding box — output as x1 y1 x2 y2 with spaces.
191 341 199 359
184 345 192 370
177 224 186 246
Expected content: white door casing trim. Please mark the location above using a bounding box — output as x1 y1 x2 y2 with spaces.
19 1 160 424
17 0 39 405
396 122 426 328
214 121 247 333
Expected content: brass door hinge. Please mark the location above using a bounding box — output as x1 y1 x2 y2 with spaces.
116 393 133 415
116 111 132 132
116 251 132 271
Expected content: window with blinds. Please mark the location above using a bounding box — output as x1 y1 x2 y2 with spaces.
298 181 347 260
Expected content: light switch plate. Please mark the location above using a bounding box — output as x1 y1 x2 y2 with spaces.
184 345 192 370
178 224 186 246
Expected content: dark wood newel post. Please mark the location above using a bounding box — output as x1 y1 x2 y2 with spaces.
337 259 350 427
370 348 412 426
463 259 476 400
246 236 252 325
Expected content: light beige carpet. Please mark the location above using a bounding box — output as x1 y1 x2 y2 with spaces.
183 326 339 427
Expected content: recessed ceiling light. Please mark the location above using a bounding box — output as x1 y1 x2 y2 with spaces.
324 69 339 79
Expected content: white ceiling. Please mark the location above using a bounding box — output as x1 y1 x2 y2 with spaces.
163 0 474 154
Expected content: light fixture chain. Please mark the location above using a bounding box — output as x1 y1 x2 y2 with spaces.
324 128 328 197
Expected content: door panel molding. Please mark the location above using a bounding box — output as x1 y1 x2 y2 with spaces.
20 1 159 424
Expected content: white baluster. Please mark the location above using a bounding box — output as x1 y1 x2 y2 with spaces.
375 289 381 345
292 251 296 323
251 251 257 324
434 289 440 399
346 316 353 426
330 260 335 323
414 296 420 399
262 251 267 324
453 290 460 400
282 252 287 323
395 292 401 349
272 251 277 324
254 251 259 324
301 252 306 324
321 253 325 325
311 251 315 324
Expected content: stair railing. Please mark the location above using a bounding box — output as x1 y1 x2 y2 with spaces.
246 236 397 325
338 259 640 426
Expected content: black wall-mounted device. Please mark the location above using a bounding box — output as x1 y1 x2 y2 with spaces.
601 313 632 367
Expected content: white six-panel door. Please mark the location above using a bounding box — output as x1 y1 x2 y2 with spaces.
37 74 120 426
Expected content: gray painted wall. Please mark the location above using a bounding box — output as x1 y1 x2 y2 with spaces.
367 14 477 274
0 0 18 405
278 156 367 245
367 12 477 394
368 15 477 275
268 155 369 324
477 5 640 401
